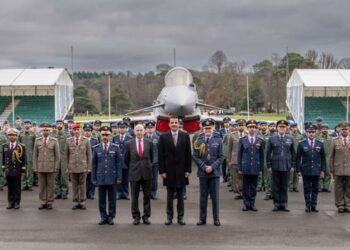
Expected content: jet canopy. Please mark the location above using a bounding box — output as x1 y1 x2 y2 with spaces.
164 67 193 87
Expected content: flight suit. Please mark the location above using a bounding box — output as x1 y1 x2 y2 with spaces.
19 129 36 190
317 134 332 191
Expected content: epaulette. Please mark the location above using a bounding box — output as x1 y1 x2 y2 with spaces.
35 137 42 140
50 137 58 141
111 143 119 147
92 144 100 148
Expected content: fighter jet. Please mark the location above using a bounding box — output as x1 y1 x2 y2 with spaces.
124 67 224 133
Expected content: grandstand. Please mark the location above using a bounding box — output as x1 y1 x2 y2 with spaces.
0 68 73 126
287 69 350 131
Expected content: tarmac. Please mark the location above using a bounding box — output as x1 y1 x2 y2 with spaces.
1 174 350 250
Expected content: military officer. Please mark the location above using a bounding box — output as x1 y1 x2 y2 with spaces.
296 124 326 212
0 126 8 191
227 119 246 200
92 126 122 225
32 121 40 137
112 121 133 200
329 122 350 213
65 123 92 209
225 120 237 192
263 122 276 200
237 120 264 212
256 121 268 192
219 117 231 182
19 119 36 191
123 117 135 138
111 122 119 137
315 116 323 134
193 118 223 226
33 123 60 210
92 120 102 142
144 121 160 200
289 122 303 192
15 116 22 132
266 120 296 212
317 124 332 192
330 123 341 138
3 128 26 209
51 119 69 199
83 123 99 199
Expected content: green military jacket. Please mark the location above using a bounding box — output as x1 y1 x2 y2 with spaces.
19 129 36 162
51 130 68 161
317 133 332 173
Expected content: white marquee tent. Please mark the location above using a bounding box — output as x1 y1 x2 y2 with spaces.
286 69 350 132
0 68 73 124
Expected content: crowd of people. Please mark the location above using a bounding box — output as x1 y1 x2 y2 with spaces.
1 115 349 227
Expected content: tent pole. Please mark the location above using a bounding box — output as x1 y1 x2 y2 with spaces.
347 88 349 122
12 88 14 127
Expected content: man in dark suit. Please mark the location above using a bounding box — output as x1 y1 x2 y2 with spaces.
296 124 326 212
124 124 153 225
158 116 192 226
113 121 133 200
266 120 296 212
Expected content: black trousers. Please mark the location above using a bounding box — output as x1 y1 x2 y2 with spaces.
272 170 290 208
98 185 116 221
242 175 258 208
302 175 320 209
7 175 21 205
86 172 95 198
199 177 220 221
166 187 184 220
130 178 151 219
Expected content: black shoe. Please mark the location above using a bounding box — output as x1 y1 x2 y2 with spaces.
107 218 114 225
46 204 53 210
264 196 271 200
196 220 206 226
80 205 86 210
150 196 157 200
338 207 345 213
116 196 121 200
72 205 79 210
242 206 249 212
6 204 13 209
38 204 47 210
183 195 187 200
281 208 290 212
125 196 130 200
294 189 299 192
133 218 140 225
55 195 61 199
214 220 221 226
177 219 186 225
323 189 331 192
87 196 95 200
228 189 233 192
305 208 311 213
272 207 279 212
62 195 68 199
28 187 33 191
164 219 172 225
143 217 151 225
250 206 258 212
311 208 319 213
234 195 242 200
13 204 20 209
98 220 107 225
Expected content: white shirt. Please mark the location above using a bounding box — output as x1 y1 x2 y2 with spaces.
248 135 255 144
103 142 110 151
308 139 315 147
10 141 16 149
136 138 144 154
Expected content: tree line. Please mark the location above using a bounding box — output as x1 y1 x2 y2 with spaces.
73 49 350 115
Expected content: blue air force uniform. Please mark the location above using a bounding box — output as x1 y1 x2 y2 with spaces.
266 120 296 210
112 124 133 199
296 125 326 211
92 127 122 224
193 119 224 224
144 122 160 199
237 120 265 210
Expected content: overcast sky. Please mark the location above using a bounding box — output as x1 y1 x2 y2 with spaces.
0 0 349 72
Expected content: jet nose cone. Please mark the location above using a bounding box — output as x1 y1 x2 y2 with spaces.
164 86 195 116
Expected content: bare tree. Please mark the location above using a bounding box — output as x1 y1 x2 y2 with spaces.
338 58 350 69
305 49 318 63
318 52 338 69
209 50 228 73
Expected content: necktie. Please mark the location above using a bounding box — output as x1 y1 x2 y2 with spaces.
11 143 14 150
76 137 79 146
120 135 123 144
310 140 313 148
206 137 210 144
344 138 347 147
44 137 47 146
173 133 177 146
104 143 108 154
250 137 254 145
138 139 143 157
280 136 284 143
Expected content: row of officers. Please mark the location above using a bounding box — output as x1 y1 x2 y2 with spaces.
2 116 350 226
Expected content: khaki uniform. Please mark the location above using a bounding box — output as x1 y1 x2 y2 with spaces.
33 136 60 205
227 131 245 196
65 137 92 206
329 136 350 209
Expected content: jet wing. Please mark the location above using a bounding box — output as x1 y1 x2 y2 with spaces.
125 103 164 115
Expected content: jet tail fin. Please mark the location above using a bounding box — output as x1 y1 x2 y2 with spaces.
125 103 164 115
